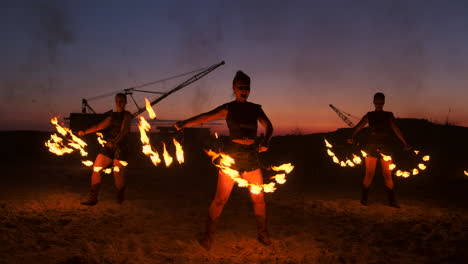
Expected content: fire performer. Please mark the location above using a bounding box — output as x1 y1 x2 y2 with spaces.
174 71 274 250
348 92 409 208
78 93 132 206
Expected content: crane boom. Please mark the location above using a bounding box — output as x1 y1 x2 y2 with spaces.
131 61 225 117
329 104 354 127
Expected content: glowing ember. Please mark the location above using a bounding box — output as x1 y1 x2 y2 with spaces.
162 142 173 167
412 168 419 175
422 155 430 161
113 166 120 172
402 171 411 178
173 138 184 164
414 150 420 154
395 170 403 176
352 154 362 164
340 161 346 167
103 168 112 174
418 163 426 170
388 164 396 170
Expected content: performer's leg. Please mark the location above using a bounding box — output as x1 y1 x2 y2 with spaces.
81 154 112 206
113 159 126 204
199 171 235 250
381 159 400 208
244 169 271 245
361 157 377 205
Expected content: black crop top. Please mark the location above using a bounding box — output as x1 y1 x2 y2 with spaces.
224 101 262 140
105 111 131 143
367 111 394 136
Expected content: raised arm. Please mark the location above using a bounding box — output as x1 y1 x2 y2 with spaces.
258 108 273 152
348 114 368 144
389 117 409 149
175 104 227 130
78 116 112 136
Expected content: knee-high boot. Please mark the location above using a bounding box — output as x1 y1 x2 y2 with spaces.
386 186 400 208
81 183 100 206
361 184 370 206
198 216 218 251
255 215 271 245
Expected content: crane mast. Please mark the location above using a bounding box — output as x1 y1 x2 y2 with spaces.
329 104 355 127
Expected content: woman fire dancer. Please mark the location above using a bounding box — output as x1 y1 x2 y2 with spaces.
174 71 274 250
78 93 132 206
348 92 409 208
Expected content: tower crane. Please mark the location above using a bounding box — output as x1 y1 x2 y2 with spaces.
329 104 357 127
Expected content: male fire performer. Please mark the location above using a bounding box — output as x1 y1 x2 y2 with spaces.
78 93 132 206
348 92 409 208
174 71 274 250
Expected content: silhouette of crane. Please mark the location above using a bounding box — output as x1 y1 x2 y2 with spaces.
329 104 357 127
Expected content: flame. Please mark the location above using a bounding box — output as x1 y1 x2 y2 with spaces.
214 132 218 139
82 160 93 166
340 161 346 167
395 170 403 176
262 182 276 193
145 98 157 119
388 164 396 170
332 156 339 163
138 116 161 166
422 155 430 161
346 159 355 167
380 153 392 161
324 139 333 148
414 150 420 155
402 171 411 178
205 150 293 194
464 171 468 176
119 161 128 166
46 117 88 157
93 166 103 172
412 168 419 175
327 149 335 156
361 150 368 158
113 166 120 172
272 163 294 174
96 132 107 147
418 163 426 170
352 154 362 164
162 142 173 167
173 138 184 164
103 168 112 174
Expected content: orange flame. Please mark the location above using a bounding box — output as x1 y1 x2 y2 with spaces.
96 132 107 147
361 150 368 158
418 163 426 170
380 153 392 161
327 149 335 157
352 154 362 164
324 139 333 148
173 138 184 164
464 171 468 176
145 98 157 119
422 155 430 161
388 164 396 170
214 132 219 139
412 168 419 175
82 160 93 167
162 142 173 167
414 150 420 154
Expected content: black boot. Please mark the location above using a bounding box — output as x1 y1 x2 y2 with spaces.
81 183 100 206
361 184 370 206
255 215 271 246
386 186 400 208
116 186 126 204
198 216 218 251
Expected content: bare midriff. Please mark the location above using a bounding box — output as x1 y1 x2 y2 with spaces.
231 139 255 145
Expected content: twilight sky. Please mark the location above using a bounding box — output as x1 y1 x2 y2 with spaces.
2 0 468 134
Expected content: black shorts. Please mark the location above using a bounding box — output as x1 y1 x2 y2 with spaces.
222 141 260 173
100 145 128 161
364 135 393 158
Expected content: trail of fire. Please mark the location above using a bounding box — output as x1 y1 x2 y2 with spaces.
205 150 294 194
324 138 430 178
137 100 184 167
46 117 129 173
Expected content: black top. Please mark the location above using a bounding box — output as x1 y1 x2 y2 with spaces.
105 111 131 145
367 111 394 137
224 101 263 140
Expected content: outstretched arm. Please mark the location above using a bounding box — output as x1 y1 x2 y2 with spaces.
390 117 409 149
348 114 368 144
78 116 111 136
175 105 227 130
258 109 273 152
